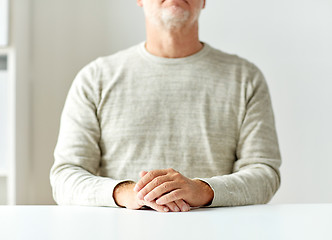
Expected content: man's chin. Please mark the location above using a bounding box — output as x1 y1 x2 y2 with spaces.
160 8 190 28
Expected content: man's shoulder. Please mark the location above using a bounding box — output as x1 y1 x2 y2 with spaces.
74 43 142 79
207 44 254 68
72 43 141 84
205 43 262 76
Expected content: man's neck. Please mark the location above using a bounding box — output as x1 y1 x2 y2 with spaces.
145 21 203 58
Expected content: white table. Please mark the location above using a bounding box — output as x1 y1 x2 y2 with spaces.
0 204 331 240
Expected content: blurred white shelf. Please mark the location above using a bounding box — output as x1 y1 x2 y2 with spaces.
0 48 10 53
0 0 9 46
0 56 9 180
0 43 15 205
0 168 7 177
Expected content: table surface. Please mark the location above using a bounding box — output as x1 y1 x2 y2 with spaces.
0 204 332 240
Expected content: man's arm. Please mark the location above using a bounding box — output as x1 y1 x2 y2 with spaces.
134 64 281 207
50 61 190 211
50 61 128 207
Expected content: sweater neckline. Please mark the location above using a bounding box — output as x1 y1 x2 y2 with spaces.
138 41 211 65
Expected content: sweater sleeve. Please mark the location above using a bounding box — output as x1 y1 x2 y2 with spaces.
50 60 131 207
197 64 282 207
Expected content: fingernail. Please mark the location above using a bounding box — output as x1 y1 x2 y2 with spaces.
144 195 151 201
174 206 180 212
182 205 189 212
133 185 139 192
164 207 169 212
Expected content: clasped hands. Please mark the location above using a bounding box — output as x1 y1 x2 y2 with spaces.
113 168 214 212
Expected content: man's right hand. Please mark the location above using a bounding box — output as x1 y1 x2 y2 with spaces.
113 173 190 212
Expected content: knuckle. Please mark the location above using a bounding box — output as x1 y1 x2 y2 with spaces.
152 177 161 186
174 172 181 179
162 183 169 191
147 171 155 179
166 168 173 174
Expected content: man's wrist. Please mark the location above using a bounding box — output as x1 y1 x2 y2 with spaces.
113 181 136 207
193 179 214 206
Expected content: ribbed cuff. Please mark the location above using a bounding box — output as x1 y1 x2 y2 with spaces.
194 177 228 207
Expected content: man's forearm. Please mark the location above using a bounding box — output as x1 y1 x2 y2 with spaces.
198 162 280 207
50 164 123 207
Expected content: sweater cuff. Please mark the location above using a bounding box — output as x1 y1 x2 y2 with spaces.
194 177 228 207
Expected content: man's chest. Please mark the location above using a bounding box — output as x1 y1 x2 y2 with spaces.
97 70 246 144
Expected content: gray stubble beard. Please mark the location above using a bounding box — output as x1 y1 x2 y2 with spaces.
160 6 191 30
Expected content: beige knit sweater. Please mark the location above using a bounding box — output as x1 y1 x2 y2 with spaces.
50 42 281 207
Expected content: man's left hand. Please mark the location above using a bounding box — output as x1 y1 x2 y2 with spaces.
133 168 214 208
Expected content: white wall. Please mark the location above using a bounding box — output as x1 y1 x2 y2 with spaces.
28 0 145 204
25 0 332 204
10 0 32 204
199 0 332 203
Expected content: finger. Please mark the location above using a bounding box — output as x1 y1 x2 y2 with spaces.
134 169 168 192
139 170 148 178
143 200 170 213
143 180 178 201
165 202 180 212
155 189 184 205
174 199 190 212
137 175 172 200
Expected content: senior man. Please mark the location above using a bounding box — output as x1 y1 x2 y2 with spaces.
50 0 281 212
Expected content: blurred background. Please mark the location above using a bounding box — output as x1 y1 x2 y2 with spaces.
0 0 331 205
